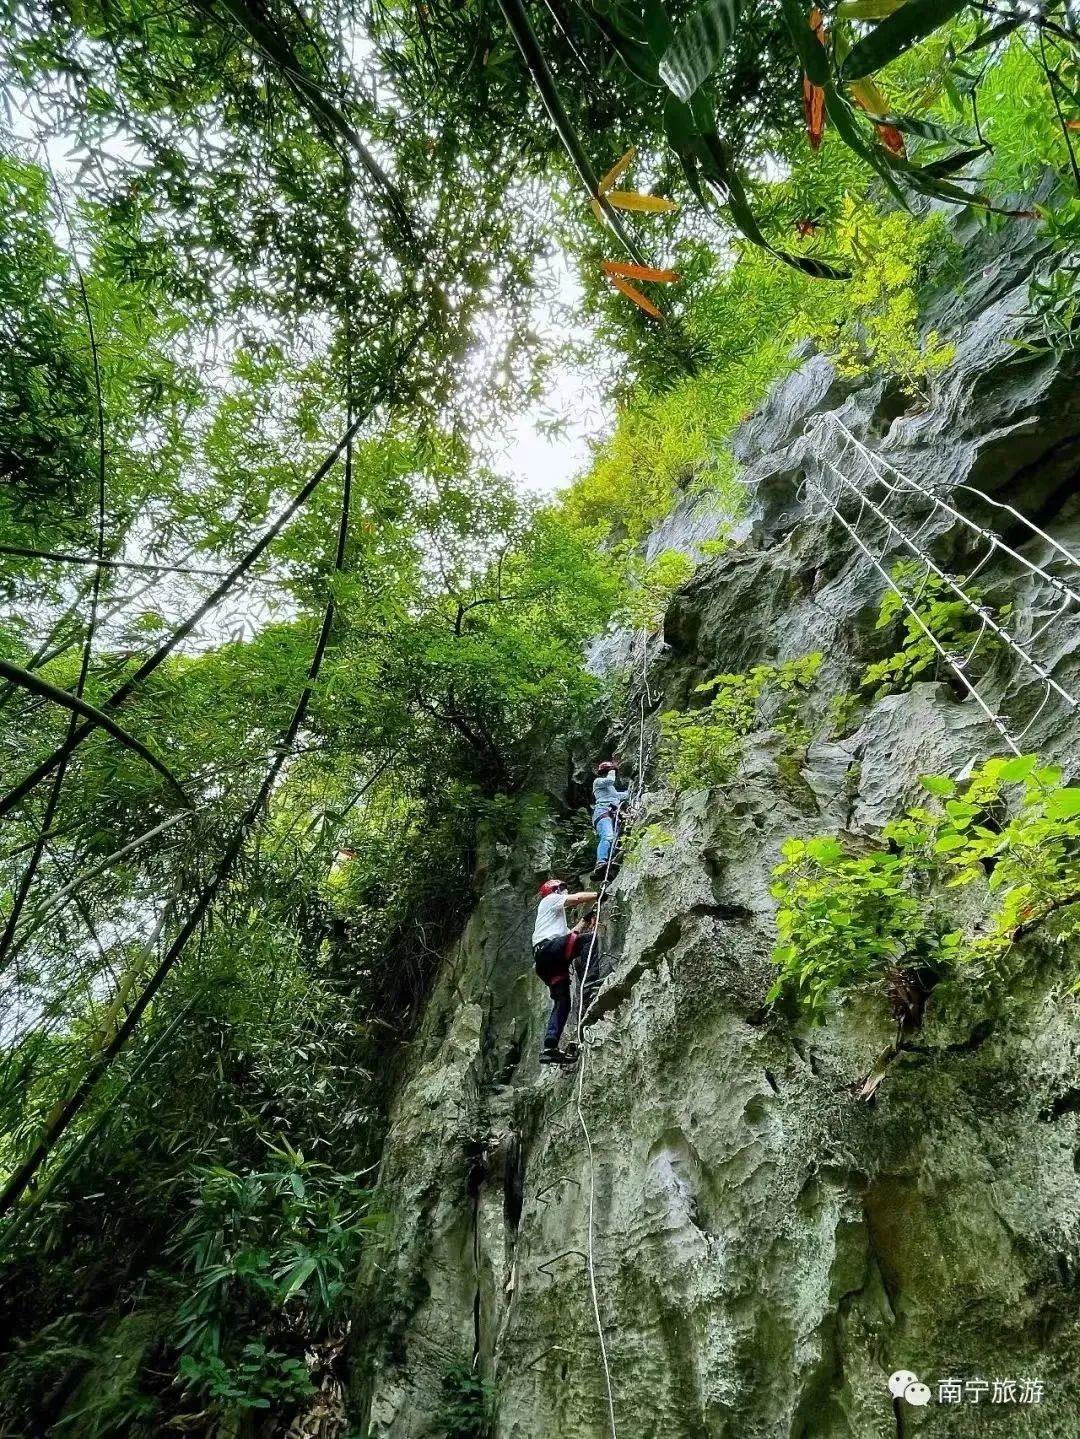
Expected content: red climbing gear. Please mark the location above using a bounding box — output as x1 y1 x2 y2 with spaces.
538 877 566 897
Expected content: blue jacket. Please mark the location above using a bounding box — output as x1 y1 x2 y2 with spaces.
591 773 630 825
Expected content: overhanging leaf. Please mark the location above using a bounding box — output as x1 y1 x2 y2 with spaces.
606 189 679 212
879 111 970 142
609 273 665 319
843 0 971 80
658 0 742 102
836 0 905 16
803 8 827 151
599 146 637 194
601 259 681 282
664 95 849 278
962 14 1022 53
920 143 989 176
849 79 905 151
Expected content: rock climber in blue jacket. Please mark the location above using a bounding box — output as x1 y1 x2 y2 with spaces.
591 759 630 876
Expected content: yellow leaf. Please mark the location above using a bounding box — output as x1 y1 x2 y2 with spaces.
606 190 678 214
609 274 664 321
598 146 637 195
590 197 607 227
601 259 681 284
848 76 888 116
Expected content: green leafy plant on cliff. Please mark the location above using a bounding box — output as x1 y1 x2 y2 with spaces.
805 205 956 396
769 755 1080 1022
889 755 1080 969
660 652 822 791
620 821 675 868
622 548 697 630
434 1360 494 1439
860 561 1010 699
768 835 947 1025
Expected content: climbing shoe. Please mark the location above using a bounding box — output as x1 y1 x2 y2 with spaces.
538 1046 577 1066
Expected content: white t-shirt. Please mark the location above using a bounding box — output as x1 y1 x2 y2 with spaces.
532 893 569 947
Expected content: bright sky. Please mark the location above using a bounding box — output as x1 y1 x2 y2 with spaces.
489 249 612 499
497 359 610 497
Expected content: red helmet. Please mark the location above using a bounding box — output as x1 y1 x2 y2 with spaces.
538 878 566 897
597 760 618 774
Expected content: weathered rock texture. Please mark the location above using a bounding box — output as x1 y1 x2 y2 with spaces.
352 223 1080 1437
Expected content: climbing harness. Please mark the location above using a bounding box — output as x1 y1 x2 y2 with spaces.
567 623 653 1439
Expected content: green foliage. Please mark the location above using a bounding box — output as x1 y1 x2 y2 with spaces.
660 652 822 790
804 203 956 392
895 755 1080 970
434 1361 495 1439
0 0 1069 1420
860 560 1009 698
567 175 958 553
827 690 865 738
170 1145 376 1362
178 1343 314 1413
620 821 675 866
769 834 942 1024
769 755 1080 1021
562 372 749 545
622 548 697 629
1023 199 1080 355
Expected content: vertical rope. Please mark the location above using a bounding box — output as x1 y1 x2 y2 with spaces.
568 622 652 1439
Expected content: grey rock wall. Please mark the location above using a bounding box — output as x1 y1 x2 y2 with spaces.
352 231 1080 1437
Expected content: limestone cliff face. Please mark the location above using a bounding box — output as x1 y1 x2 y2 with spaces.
352 218 1080 1438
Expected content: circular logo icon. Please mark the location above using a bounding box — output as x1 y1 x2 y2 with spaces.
888 1370 919 1399
904 1382 932 1407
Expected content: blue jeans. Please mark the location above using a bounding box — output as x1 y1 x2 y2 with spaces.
595 814 616 865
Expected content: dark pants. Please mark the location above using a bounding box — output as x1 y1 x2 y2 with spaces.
534 932 601 1048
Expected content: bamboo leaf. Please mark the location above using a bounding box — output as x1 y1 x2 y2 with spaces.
601 259 681 282
599 146 637 194
848 76 890 114
836 0 905 16
658 0 742 102
606 189 679 212
803 10 828 150
804 75 827 149
879 111 969 141
609 273 665 319
843 0 970 80
921 143 989 176
779 0 829 87
849 84 907 151
962 14 1022 53
664 95 849 278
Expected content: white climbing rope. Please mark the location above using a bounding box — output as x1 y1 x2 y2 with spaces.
568 622 652 1439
